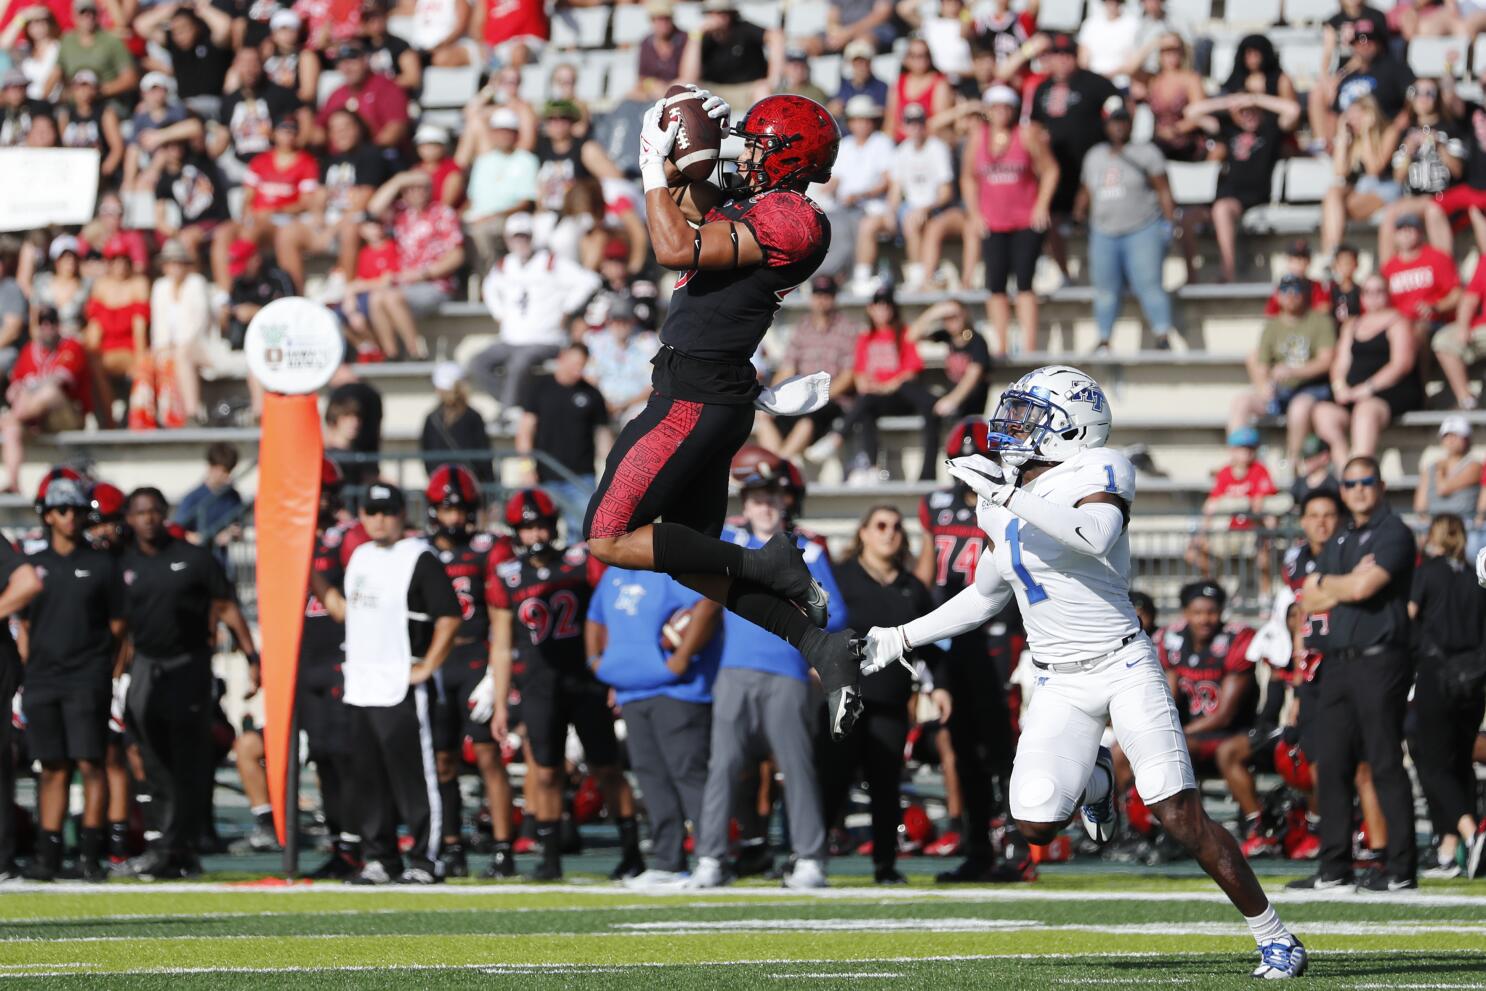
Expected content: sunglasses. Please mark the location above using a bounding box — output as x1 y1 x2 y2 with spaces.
363 505 401 516
869 519 903 532
1340 475 1378 489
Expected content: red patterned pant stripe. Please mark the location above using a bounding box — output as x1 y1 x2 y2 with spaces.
587 398 704 539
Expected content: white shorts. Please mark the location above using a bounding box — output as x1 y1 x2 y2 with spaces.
1009 634 1195 824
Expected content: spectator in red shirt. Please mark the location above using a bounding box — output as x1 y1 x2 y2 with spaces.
1379 212 1461 336
412 122 465 209
362 169 465 358
1 306 86 491
341 218 400 359
473 0 548 69
829 285 941 485
1436 253 1486 410
244 117 319 226
1187 426 1279 580
314 41 409 158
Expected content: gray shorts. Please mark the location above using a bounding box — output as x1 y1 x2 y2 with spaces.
400 281 451 315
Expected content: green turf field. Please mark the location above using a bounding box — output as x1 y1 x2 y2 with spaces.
3 872 1485 989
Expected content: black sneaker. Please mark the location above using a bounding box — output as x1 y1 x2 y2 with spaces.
346 861 393 886
1285 871 1353 891
310 846 363 880
935 856 1031 884
754 532 830 628
1356 871 1418 894
732 843 773 878
526 860 562 882
79 857 108 884
873 866 907 885
0 862 21 882
114 850 183 881
483 848 516 879
806 630 863 741
394 865 442 885
441 843 469 878
21 860 57 882
610 851 645 881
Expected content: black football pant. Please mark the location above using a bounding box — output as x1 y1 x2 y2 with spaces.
1316 647 1417 881
348 683 442 873
1407 658 1486 842
942 636 1013 860
819 700 908 869
126 652 214 859
0 659 18 868
839 382 941 481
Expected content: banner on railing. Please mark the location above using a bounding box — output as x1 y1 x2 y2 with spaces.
0 148 100 232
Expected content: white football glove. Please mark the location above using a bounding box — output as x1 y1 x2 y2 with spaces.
467 670 497 725
1477 546 1486 588
860 625 914 678
10 689 22 731
110 674 130 733
639 100 681 193
679 84 732 123
754 372 832 416
946 454 1018 507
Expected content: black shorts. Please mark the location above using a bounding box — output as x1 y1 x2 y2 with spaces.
983 229 1045 295
584 392 755 541
298 680 351 760
520 666 619 769
435 641 493 751
25 679 110 763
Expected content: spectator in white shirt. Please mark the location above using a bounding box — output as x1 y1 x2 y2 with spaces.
820 95 896 292
149 239 212 426
1078 0 1142 85
469 212 601 424
407 0 476 66
889 104 956 290
586 296 658 425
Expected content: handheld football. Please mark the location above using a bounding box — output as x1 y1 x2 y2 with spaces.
663 84 723 182
660 606 695 652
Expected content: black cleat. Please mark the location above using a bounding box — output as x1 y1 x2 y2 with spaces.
21 860 56 882
526 860 563 882
755 532 830 628
610 851 645 881
79 857 108 884
935 856 1033 884
732 842 773 878
310 846 363 880
441 843 469 878
483 848 517 879
806 630 862 740
1285 871 1353 891
874 866 907 885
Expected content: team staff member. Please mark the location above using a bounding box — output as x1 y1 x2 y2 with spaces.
489 489 644 882
1296 456 1419 891
0 526 43 879
915 420 1024 883
21 476 125 882
588 567 723 888
315 482 462 885
299 459 362 879
115 488 258 879
422 464 518 879
825 504 939 885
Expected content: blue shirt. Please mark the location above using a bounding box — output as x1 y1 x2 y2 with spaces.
717 526 845 682
588 567 722 705
172 482 243 542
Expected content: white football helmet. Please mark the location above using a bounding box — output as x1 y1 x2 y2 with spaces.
986 365 1112 465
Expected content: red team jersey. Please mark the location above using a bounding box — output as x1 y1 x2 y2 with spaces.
1381 245 1459 321
919 487 986 599
246 150 320 213
433 532 514 646
1158 621 1258 727
488 545 606 672
11 338 89 409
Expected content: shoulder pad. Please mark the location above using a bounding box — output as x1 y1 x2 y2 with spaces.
563 544 588 566
322 526 343 549
927 490 954 509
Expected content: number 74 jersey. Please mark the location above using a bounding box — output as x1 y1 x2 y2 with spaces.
979 448 1142 665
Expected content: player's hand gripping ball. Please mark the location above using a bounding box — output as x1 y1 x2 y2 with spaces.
660 605 695 652
662 84 727 181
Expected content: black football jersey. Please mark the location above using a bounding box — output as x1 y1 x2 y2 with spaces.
432 532 515 644
919 488 987 599
1158 622 1258 725
300 524 349 686
488 544 606 672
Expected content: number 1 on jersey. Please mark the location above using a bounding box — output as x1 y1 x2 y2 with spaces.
1005 519 1049 605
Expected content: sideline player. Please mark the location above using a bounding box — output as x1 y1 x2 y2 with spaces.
422 464 519 879
490 489 644 882
860 366 1308 979
581 88 865 739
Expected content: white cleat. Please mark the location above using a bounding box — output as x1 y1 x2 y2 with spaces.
1079 746 1118 846
684 856 728 889
1252 939 1308 979
781 858 828 890
623 869 690 890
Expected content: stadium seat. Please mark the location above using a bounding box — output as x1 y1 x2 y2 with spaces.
1227 0 1281 26
519 64 547 105
421 66 480 110
1131 103 1155 144
1281 155 1332 203
1036 0 1084 31
1167 0 1212 27
612 3 651 46
1166 160 1221 206
576 53 612 103
1281 0 1334 25
606 53 639 103
316 69 345 109
1208 41 1235 85
810 54 842 98
737 0 782 29
1408 37 1462 79
870 53 900 85
674 1 703 31
549 6 612 49
783 0 828 37
121 190 158 229
1277 40 1325 84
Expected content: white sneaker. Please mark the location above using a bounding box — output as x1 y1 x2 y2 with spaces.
803 433 841 464
782 858 827 889
685 856 727 888
346 861 391 885
902 262 925 291
623 869 689 890
316 270 348 306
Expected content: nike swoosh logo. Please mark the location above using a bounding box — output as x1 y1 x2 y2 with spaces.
1074 526 1092 546
1125 658 1140 668
170 562 187 571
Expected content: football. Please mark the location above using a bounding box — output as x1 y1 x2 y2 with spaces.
659 605 695 652
663 84 723 182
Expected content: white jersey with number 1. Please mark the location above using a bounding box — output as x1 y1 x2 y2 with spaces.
979 447 1141 665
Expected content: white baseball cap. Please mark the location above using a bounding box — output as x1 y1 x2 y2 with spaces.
504 212 534 237
844 94 882 119
983 84 1020 107
270 8 300 30
1439 415 1472 439
489 107 520 131
140 71 176 94
431 361 464 392
414 122 449 146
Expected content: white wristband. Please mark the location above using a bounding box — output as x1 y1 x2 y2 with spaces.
642 160 670 194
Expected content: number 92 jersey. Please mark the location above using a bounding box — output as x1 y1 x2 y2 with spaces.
980 448 1141 665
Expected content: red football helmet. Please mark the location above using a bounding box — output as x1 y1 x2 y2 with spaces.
946 417 992 458
1275 741 1314 792
504 488 559 555
87 481 125 525
730 444 788 491
427 464 483 540
731 94 840 192
35 465 88 515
